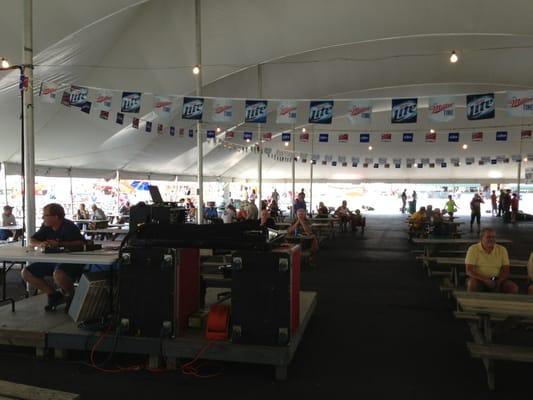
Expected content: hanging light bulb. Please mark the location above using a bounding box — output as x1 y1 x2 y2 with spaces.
450 51 458 63
246 138 250 143
192 65 200 75
0 58 9 69
430 128 435 133
462 144 468 150
523 157 528 162
368 145 373 151
284 141 289 147
302 127 306 133
216 127 221 133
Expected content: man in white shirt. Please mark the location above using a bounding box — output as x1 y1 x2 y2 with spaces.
0 205 17 240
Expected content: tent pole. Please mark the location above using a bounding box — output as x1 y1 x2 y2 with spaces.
195 0 204 224
257 64 263 214
517 135 523 200
116 170 120 215
310 127 314 216
291 130 295 219
23 0 36 237
1 162 7 205
68 168 74 218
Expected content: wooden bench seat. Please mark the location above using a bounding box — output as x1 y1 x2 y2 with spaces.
468 343 533 363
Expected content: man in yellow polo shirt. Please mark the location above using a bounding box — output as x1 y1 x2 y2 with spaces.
465 227 518 293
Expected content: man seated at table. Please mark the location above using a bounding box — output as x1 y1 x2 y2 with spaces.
334 200 351 231
316 202 329 218
21 203 85 311
351 209 366 232
465 227 518 293
90 204 108 230
259 208 277 229
408 206 428 236
0 205 17 241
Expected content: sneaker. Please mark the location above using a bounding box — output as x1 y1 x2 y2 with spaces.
45 290 65 312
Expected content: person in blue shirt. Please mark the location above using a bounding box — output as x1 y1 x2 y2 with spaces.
21 203 85 311
204 202 221 223
293 192 307 214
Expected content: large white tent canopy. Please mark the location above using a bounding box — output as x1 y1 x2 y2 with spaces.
1 0 533 182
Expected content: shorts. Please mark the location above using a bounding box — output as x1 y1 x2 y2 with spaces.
25 262 86 281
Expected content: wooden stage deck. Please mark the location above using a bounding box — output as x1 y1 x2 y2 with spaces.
0 291 317 380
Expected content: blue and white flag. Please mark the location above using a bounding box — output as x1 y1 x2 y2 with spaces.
496 131 508 141
347 100 372 125
448 132 460 142
69 85 88 108
206 130 216 139
276 101 298 124
360 133 370 143
391 98 417 123
309 101 334 124
182 97 204 120
281 132 291 142
466 93 494 120
319 133 329 143
245 100 268 123
121 92 142 113
402 133 413 142
211 98 233 122
243 131 253 141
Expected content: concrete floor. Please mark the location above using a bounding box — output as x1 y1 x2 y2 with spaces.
0 214 531 399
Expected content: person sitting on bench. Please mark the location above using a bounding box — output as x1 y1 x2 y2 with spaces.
21 203 85 311
288 208 319 263
465 227 518 293
350 209 366 232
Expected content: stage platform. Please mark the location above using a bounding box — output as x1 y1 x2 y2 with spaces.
0 290 317 380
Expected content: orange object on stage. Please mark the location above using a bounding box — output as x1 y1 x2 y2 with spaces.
206 304 230 341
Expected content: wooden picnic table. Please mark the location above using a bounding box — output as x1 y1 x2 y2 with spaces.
422 256 527 287
454 291 533 390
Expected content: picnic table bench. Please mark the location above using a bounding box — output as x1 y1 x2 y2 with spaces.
420 256 528 287
454 291 533 390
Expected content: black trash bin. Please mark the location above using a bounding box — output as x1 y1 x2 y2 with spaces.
408 201 416 214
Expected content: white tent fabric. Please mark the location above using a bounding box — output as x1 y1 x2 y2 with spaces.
1 0 533 182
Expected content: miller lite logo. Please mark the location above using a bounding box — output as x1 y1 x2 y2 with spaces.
69 85 88 107
391 98 417 123
182 97 204 120
309 101 334 124
121 92 141 113
245 100 268 123
466 93 494 120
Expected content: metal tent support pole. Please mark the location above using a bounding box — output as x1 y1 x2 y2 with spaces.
310 128 314 216
68 168 74 218
1 162 7 205
291 132 296 219
23 0 36 237
257 64 263 214
116 170 120 215
195 0 204 224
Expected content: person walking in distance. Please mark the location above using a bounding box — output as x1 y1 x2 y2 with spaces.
400 189 407 214
470 193 484 233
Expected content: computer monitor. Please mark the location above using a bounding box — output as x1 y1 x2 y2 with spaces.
148 185 164 204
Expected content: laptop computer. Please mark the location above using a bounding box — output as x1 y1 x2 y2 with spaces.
148 185 164 204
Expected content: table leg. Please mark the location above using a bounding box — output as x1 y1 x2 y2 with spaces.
0 261 16 312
